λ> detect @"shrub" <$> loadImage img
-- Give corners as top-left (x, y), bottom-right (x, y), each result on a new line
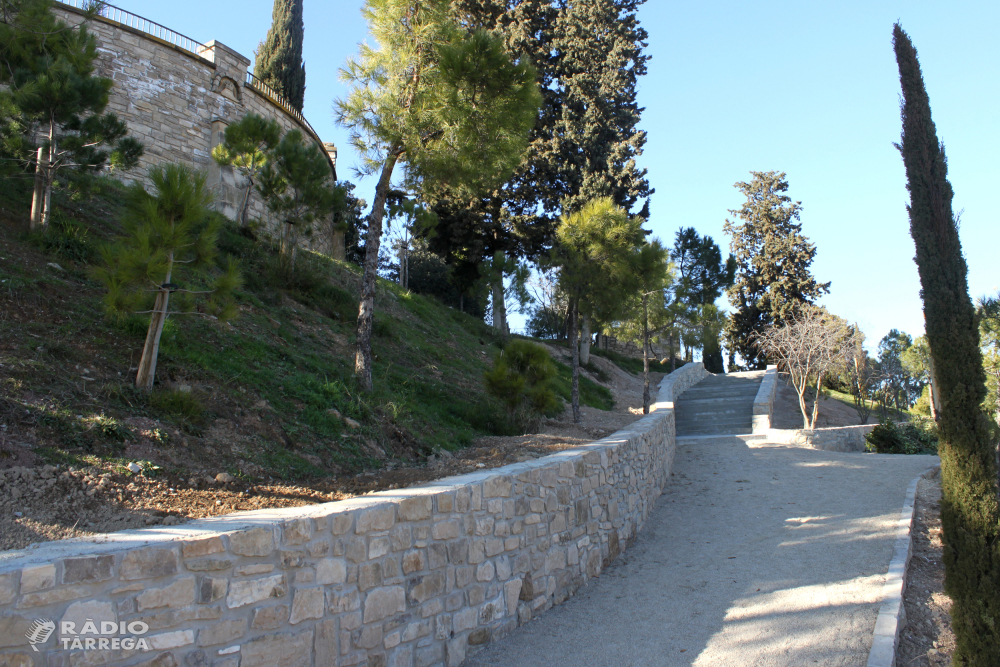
top-left (483, 341), bottom-right (560, 431)
top-left (865, 419), bottom-right (938, 455)
top-left (148, 389), bottom-right (205, 423)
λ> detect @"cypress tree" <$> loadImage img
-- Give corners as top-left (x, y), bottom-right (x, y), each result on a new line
top-left (255, 0), bottom-right (306, 111)
top-left (893, 24), bottom-right (999, 664)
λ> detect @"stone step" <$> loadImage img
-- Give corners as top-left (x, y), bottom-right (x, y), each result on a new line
top-left (674, 372), bottom-right (764, 437)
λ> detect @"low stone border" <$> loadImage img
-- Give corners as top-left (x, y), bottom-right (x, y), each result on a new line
top-left (0, 365), bottom-right (707, 667)
top-left (767, 424), bottom-right (878, 451)
top-left (751, 365), bottom-right (778, 433)
top-left (866, 467), bottom-right (939, 667)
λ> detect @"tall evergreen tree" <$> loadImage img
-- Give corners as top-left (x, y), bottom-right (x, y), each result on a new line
top-left (255, 0), bottom-right (306, 111)
top-left (671, 227), bottom-right (735, 372)
top-left (426, 0), bottom-right (651, 334)
top-left (723, 171), bottom-right (829, 370)
top-left (893, 24), bottom-right (999, 664)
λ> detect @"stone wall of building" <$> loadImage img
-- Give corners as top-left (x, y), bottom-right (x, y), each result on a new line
top-left (0, 364), bottom-right (708, 667)
top-left (50, 3), bottom-right (343, 258)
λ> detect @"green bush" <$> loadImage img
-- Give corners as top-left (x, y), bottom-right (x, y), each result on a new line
top-left (484, 341), bottom-right (560, 431)
top-left (865, 419), bottom-right (938, 455)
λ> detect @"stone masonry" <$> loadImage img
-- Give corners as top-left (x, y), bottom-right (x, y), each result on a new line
top-left (50, 3), bottom-right (345, 259)
top-left (0, 364), bottom-right (708, 667)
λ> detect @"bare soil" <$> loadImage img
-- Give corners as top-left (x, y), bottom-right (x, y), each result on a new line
top-left (770, 375), bottom-right (875, 429)
top-left (896, 473), bottom-right (956, 666)
top-left (0, 347), bottom-right (656, 552)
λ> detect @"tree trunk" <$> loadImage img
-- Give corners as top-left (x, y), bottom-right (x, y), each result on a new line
top-left (239, 179), bottom-right (254, 228)
top-left (491, 265), bottom-right (507, 340)
top-left (355, 150), bottom-right (400, 393)
top-left (669, 333), bottom-right (676, 372)
top-left (40, 120), bottom-right (56, 227)
top-left (136, 250), bottom-right (174, 392)
top-left (580, 313), bottom-right (591, 366)
top-left (29, 146), bottom-right (45, 231)
top-left (810, 375), bottom-right (824, 429)
top-left (569, 298), bottom-right (580, 424)
top-left (642, 296), bottom-right (651, 414)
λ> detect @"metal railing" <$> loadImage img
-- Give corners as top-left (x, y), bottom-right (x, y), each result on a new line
top-left (244, 72), bottom-right (322, 143)
top-left (57, 0), bottom-right (208, 57)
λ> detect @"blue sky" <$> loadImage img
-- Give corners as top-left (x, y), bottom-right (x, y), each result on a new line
top-left (124, 0), bottom-right (998, 348)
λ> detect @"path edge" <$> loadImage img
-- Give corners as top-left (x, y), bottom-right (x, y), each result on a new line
top-left (866, 465), bottom-right (939, 667)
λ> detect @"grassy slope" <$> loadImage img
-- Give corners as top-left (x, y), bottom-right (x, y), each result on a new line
top-left (0, 177), bottom-right (615, 482)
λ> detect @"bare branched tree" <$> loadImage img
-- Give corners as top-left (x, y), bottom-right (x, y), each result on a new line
top-left (842, 327), bottom-right (881, 425)
top-left (755, 307), bottom-right (856, 429)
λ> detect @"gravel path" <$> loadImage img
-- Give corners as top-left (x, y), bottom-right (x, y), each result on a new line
top-left (465, 436), bottom-right (937, 667)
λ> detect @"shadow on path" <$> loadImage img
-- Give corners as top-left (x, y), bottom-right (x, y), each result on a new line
top-left (465, 437), bottom-right (936, 667)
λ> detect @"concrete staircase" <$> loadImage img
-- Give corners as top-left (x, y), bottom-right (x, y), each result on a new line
top-left (674, 371), bottom-right (765, 437)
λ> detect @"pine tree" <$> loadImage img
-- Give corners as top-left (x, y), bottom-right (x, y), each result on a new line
top-left (723, 171), bottom-right (829, 370)
top-left (336, 0), bottom-right (540, 393)
top-left (893, 24), bottom-right (999, 664)
top-left (255, 0), bottom-right (306, 111)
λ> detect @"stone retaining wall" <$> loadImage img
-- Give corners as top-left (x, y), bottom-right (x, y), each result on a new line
top-left (767, 424), bottom-right (878, 452)
top-left (50, 3), bottom-right (343, 258)
top-left (0, 364), bottom-right (707, 667)
top-left (751, 365), bottom-right (778, 434)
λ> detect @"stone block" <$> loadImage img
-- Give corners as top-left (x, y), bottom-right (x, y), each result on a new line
top-left (415, 643), bottom-right (444, 667)
top-left (468, 627), bottom-right (490, 645)
top-left (121, 547), bottom-right (179, 580)
top-left (431, 520), bottom-right (459, 541)
top-left (184, 558), bottom-right (233, 572)
top-left (314, 618), bottom-right (338, 664)
top-left (330, 587), bottom-right (360, 613)
top-left (398, 496), bottom-right (432, 521)
top-left (196, 618), bottom-right (245, 646)
top-left (181, 537), bottom-right (224, 558)
top-left (59, 600), bottom-right (116, 640)
top-left (289, 587), bottom-right (324, 624)
top-left (134, 605), bottom-right (221, 632)
top-left (363, 586), bottom-right (406, 623)
top-left (360, 562), bottom-right (383, 591)
top-left (16, 585), bottom-right (89, 608)
top-left (62, 555), bottom-right (114, 584)
top-left (407, 571), bottom-right (445, 605)
top-left (352, 624), bottom-right (383, 650)
top-left (251, 604), bottom-right (289, 630)
top-left (198, 576), bottom-right (227, 604)
top-left (388, 644), bottom-right (414, 667)
top-left (226, 574), bottom-right (286, 609)
top-left (504, 578), bottom-right (523, 616)
top-left (370, 537), bottom-right (391, 559)
top-left (332, 513), bottom-right (353, 535)
top-left (316, 558), bottom-right (347, 585)
top-left (428, 543), bottom-right (448, 569)
top-left (234, 563), bottom-right (274, 577)
top-left (390, 525), bottom-right (413, 552)
top-left (357, 505), bottom-right (395, 533)
top-left (453, 607), bottom-right (477, 633)
top-left (0, 573), bottom-right (16, 604)
top-left (241, 630), bottom-right (313, 667)
top-left (402, 550), bottom-right (427, 574)
top-left (283, 519), bottom-right (314, 546)
top-left (476, 561), bottom-right (495, 582)
top-left (137, 577), bottom-right (196, 611)
top-left (346, 538), bottom-right (367, 563)
top-left (147, 629), bottom-right (195, 650)
top-left (436, 493), bottom-right (454, 513)
top-left (19, 564), bottom-right (55, 592)
top-left (0, 652), bottom-right (33, 667)
top-left (228, 527), bottom-right (274, 557)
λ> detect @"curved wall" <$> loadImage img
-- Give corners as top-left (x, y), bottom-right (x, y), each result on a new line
top-left (0, 365), bottom-right (708, 667)
top-left (50, 3), bottom-right (343, 258)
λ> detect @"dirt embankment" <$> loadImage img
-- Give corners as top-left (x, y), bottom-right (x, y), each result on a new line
top-left (1, 348), bottom-right (657, 552)
top-left (770, 375), bottom-right (872, 429)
